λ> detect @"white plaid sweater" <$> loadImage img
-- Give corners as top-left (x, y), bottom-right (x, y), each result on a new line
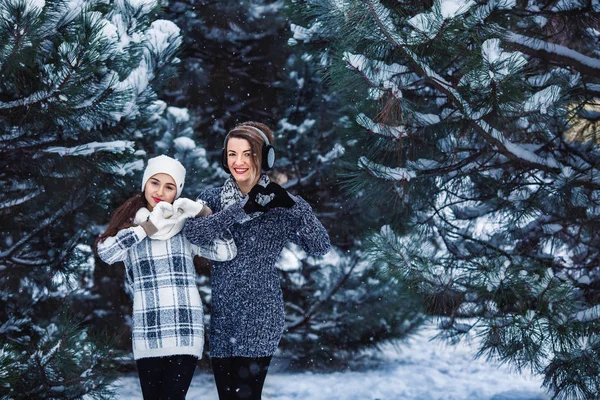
top-left (97, 225), bottom-right (236, 360)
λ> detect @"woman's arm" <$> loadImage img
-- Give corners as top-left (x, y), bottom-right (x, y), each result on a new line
top-left (96, 222), bottom-right (156, 264)
top-left (288, 196), bottom-right (331, 256)
top-left (184, 188), bottom-right (247, 247)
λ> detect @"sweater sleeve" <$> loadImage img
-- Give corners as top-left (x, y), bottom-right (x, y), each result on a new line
top-left (190, 229), bottom-right (237, 261)
top-left (288, 196), bottom-right (331, 256)
top-left (184, 188), bottom-right (248, 247)
top-left (96, 225), bottom-right (147, 265)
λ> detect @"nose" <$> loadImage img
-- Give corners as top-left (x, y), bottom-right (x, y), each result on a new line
top-left (233, 154), bottom-right (244, 166)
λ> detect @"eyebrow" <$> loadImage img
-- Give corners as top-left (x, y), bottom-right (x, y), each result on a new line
top-left (150, 178), bottom-right (176, 187)
top-left (228, 149), bottom-right (252, 153)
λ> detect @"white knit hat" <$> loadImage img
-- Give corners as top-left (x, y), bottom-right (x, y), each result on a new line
top-left (141, 155), bottom-right (186, 199)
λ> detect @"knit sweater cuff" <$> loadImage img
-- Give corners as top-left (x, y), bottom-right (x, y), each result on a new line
top-left (138, 221), bottom-right (157, 237)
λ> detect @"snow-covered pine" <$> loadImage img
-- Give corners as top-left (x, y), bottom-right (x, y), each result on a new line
top-left (158, 0), bottom-right (289, 144)
top-left (270, 48), bottom-right (425, 366)
top-left (0, 0), bottom-right (182, 397)
top-left (290, 0), bottom-right (600, 397)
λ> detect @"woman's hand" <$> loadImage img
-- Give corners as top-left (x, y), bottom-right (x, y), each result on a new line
top-left (173, 198), bottom-right (206, 218)
top-left (264, 182), bottom-right (295, 209)
top-left (242, 185), bottom-right (270, 214)
top-left (148, 202), bottom-right (179, 230)
top-left (242, 182), bottom-right (296, 214)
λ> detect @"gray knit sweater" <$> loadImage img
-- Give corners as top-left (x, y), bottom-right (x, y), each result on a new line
top-left (183, 187), bottom-right (331, 358)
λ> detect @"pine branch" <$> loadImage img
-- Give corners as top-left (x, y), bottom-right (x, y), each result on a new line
top-left (503, 31), bottom-right (600, 77)
top-left (0, 193), bottom-right (85, 261)
top-left (287, 257), bottom-right (359, 331)
top-left (362, 1), bottom-right (600, 192)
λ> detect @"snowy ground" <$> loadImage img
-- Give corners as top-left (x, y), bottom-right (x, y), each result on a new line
top-left (112, 322), bottom-right (549, 399)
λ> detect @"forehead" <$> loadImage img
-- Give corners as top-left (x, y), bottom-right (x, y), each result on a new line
top-left (227, 137), bottom-right (251, 151)
top-left (149, 173), bottom-right (176, 185)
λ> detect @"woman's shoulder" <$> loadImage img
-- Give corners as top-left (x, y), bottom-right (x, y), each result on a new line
top-left (195, 186), bottom-right (223, 211)
top-left (196, 186), bottom-right (222, 200)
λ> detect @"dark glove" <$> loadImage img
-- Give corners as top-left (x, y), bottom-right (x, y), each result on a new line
top-left (264, 182), bottom-right (295, 209)
top-left (242, 184), bottom-right (270, 214)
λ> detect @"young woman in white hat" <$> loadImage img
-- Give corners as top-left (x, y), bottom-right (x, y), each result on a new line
top-left (96, 155), bottom-right (237, 400)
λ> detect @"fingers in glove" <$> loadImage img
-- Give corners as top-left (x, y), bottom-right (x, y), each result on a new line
top-left (265, 182), bottom-right (295, 209)
top-left (152, 201), bottom-right (175, 218)
top-left (173, 198), bottom-right (204, 218)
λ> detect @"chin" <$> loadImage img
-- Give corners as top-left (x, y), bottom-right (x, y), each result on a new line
top-left (234, 174), bottom-right (252, 184)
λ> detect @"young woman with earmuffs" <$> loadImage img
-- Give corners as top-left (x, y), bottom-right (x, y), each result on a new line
top-left (183, 122), bottom-right (331, 400)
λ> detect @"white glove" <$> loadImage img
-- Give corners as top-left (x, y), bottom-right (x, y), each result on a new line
top-left (173, 198), bottom-right (205, 219)
top-left (148, 202), bottom-right (178, 231)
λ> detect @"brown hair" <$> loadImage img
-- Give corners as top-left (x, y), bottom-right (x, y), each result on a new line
top-left (224, 121), bottom-right (274, 174)
top-left (94, 193), bottom-right (147, 255)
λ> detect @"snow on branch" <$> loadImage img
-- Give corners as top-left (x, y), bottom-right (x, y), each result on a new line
top-left (504, 32), bottom-right (600, 76)
top-left (0, 194), bottom-right (85, 261)
top-left (317, 143), bottom-right (345, 164)
top-left (146, 20), bottom-right (181, 56)
top-left (401, 46), bottom-right (563, 172)
top-left (0, 90), bottom-right (51, 109)
top-left (358, 156), bottom-right (416, 181)
top-left (282, 170), bottom-right (318, 189)
top-left (108, 159), bottom-right (144, 176)
top-left (475, 120), bottom-right (560, 169)
top-left (128, 0), bottom-right (158, 14)
top-left (573, 304), bottom-right (600, 322)
top-left (363, 0), bottom-right (406, 43)
top-left (407, 0), bottom-right (476, 41)
top-left (356, 113), bottom-right (407, 138)
top-left (343, 52), bottom-right (405, 99)
top-left (289, 22), bottom-right (323, 44)
top-left (363, 0), bottom-right (406, 46)
top-left (523, 85), bottom-right (562, 114)
top-left (587, 83), bottom-right (600, 95)
top-left (42, 140), bottom-right (135, 156)
top-left (0, 190), bottom-right (42, 210)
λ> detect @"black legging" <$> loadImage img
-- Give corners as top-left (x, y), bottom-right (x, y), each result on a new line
top-left (212, 356), bottom-right (272, 400)
top-left (136, 355), bottom-right (198, 400)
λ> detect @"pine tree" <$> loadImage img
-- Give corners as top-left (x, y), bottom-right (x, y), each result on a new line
top-left (160, 0), bottom-right (290, 137)
top-left (0, 0), bottom-right (182, 396)
top-left (278, 244), bottom-right (425, 367)
top-left (274, 48), bottom-right (425, 366)
top-left (290, 0), bottom-right (600, 397)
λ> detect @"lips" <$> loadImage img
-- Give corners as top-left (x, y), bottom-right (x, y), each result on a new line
top-left (233, 168), bottom-right (248, 175)
top-left (152, 197), bottom-right (162, 203)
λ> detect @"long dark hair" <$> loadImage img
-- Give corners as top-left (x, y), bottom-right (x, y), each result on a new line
top-left (94, 192), bottom-right (147, 254)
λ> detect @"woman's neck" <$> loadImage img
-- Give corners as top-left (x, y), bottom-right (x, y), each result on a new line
top-left (237, 176), bottom-right (260, 195)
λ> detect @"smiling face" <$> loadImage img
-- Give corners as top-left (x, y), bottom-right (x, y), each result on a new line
top-left (143, 173), bottom-right (177, 211)
top-left (226, 137), bottom-right (260, 190)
